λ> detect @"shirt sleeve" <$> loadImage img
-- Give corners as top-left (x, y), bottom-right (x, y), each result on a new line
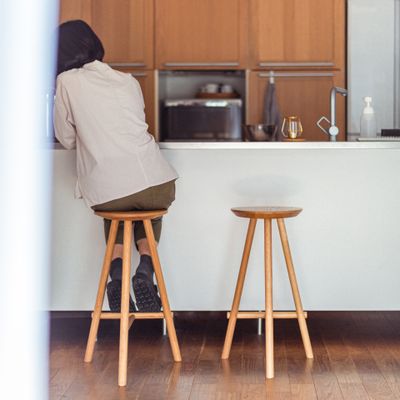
top-left (54, 78), bottom-right (77, 149)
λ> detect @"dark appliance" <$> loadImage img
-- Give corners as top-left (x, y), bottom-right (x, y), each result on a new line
top-left (162, 98), bottom-right (242, 141)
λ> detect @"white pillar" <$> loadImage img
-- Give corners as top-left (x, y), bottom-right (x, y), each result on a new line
top-left (0, 1), bottom-right (58, 399)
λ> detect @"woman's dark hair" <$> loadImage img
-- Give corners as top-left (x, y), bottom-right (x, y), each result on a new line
top-left (57, 20), bottom-right (104, 75)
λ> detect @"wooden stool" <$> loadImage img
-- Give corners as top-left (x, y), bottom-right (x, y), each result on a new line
top-left (84, 210), bottom-right (181, 387)
top-left (221, 207), bottom-right (313, 379)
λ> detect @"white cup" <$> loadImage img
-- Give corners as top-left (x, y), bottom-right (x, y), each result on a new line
top-left (220, 84), bottom-right (233, 93)
top-left (203, 83), bottom-right (219, 93)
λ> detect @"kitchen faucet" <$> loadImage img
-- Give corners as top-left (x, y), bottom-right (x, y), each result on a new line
top-left (317, 87), bottom-right (348, 141)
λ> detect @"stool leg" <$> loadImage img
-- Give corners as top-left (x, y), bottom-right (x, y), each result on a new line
top-left (222, 218), bottom-right (257, 359)
top-left (84, 219), bottom-right (118, 363)
top-left (118, 220), bottom-right (132, 387)
top-left (264, 219), bottom-right (274, 379)
top-left (277, 219), bottom-right (313, 359)
top-left (143, 219), bottom-right (182, 362)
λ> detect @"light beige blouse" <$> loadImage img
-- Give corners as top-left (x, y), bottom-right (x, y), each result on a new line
top-left (54, 60), bottom-right (177, 207)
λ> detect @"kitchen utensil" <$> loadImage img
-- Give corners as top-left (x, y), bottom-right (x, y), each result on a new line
top-left (202, 83), bottom-right (219, 93)
top-left (243, 124), bottom-right (277, 141)
top-left (281, 116), bottom-right (303, 139)
top-left (220, 84), bottom-right (233, 93)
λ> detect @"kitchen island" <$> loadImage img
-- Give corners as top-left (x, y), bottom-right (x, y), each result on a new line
top-left (50, 141), bottom-right (400, 311)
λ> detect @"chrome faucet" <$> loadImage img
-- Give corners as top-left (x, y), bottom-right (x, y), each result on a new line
top-left (317, 87), bottom-right (348, 141)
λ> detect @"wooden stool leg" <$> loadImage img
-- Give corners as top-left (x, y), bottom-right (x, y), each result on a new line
top-left (277, 219), bottom-right (313, 359)
top-left (222, 218), bottom-right (257, 359)
top-left (143, 219), bottom-right (182, 362)
top-left (118, 220), bottom-right (132, 387)
top-left (84, 219), bottom-right (118, 363)
top-left (264, 218), bottom-right (274, 379)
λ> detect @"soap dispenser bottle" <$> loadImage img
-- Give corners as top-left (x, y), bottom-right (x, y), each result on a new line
top-left (360, 97), bottom-right (377, 138)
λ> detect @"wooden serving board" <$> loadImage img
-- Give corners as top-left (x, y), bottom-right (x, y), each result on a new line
top-left (196, 92), bottom-right (240, 99)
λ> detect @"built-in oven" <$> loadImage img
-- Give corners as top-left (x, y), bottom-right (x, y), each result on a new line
top-left (161, 98), bottom-right (242, 141)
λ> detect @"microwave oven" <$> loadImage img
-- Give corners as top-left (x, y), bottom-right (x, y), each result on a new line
top-left (161, 98), bottom-right (242, 141)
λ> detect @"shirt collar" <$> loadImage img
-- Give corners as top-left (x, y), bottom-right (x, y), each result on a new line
top-left (83, 60), bottom-right (111, 71)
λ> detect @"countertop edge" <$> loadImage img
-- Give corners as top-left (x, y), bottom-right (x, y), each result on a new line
top-left (45, 141), bottom-right (400, 150)
top-left (158, 141), bottom-right (400, 150)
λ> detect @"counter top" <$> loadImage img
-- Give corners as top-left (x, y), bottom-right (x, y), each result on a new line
top-left (50, 140), bottom-right (400, 151)
top-left (158, 141), bottom-right (400, 150)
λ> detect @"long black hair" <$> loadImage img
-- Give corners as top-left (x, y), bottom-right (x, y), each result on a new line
top-left (57, 20), bottom-right (104, 75)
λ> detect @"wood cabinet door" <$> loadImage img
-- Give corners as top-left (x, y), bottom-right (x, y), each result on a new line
top-left (59, 0), bottom-right (92, 24)
top-left (248, 70), bottom-right (346, 141)
top-left (92, 0), bottom-right (154, 68)
top-left (113, 69), bottom-right (156, 138)
top-left (249, 0), bottom-right (345, 70)
top-left (155, 0), bottom-right (248, 69)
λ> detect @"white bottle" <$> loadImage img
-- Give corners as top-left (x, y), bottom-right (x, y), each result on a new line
top-left (360, 97), bottom-right (377, 138)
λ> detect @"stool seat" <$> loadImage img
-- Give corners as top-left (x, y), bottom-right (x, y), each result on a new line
top-left (232, 207), bottom-right (302, 219)
top-left (94, 209), bottom-right (167, 221)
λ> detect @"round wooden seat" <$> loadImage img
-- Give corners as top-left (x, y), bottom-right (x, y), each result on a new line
top-left (232, 207), bottom-right (302, 220)
top-left (94, 209), bottom-right (167, 221)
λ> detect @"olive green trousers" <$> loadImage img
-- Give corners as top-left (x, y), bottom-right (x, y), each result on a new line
top-left (92, 180), bottom-right (176, 245)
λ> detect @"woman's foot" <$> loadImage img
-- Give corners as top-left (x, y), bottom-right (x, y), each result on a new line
top-left (106, 279), bottom-right (136, 312)
top-left (132, 255), bottom-right (161, 312)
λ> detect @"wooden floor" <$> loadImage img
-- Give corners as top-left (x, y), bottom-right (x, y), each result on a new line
top-left (50, 312), bottom-right (400, 400)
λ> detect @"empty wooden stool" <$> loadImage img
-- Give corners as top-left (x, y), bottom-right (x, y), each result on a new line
top-left (84, 210), bottom-right (181, 387)
top-left (222, 207), bottom-right (313, 379)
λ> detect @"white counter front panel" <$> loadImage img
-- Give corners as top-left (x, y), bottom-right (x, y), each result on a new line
top-left (50, 147), bottom-right (400, 310)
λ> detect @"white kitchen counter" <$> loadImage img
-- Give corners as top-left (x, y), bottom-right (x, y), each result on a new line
top-left (50, 144), bottom-right (400, 311)
top-left (159, 140), bottom-right (400, 150)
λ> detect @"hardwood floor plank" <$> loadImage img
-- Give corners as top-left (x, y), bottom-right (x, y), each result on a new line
top-left (344, 314), bottom-right (398, 400)
top-left (339, 383), bottom-right (372, 400)
top-left (290, 383), bottom-right (318, 399)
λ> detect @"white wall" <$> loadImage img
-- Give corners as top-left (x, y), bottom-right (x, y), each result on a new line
top-left (348, 0), bottom-right (398, 133)
top-left (50, 147), bottom-right (400, 311)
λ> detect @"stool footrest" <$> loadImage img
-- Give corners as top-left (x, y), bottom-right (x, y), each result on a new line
top-left (227, 311), bottom-right (308, 320)
top-left (94, 311), bottom-right (171, 320)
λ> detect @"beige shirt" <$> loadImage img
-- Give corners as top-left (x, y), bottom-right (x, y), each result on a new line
top-left (54, 60), bottom-right (178, 207)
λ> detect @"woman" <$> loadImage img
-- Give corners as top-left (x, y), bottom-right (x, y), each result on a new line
top-left (54, 20), bottom-right (177, 312)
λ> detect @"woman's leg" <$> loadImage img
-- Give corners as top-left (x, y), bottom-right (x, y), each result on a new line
top-left (132, 182), bottom-right (175, 311)
top-left (93, 180), bottom-right (176, 311)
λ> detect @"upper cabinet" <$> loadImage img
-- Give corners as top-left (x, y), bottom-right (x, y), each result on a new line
top-left (59, 0), bottom-right (92, 24)
top-left (59, 0), bottom-right (154, 69)
top-left (155, 0), bottom-right (248, 69)
top-left (249, 0), bottom-right (345, 69)
top-left (92, 0), bottom-right (154, 68)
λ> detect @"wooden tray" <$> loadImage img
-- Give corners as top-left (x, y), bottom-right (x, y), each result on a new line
top-left (196, 92), bottom-right (240, 99)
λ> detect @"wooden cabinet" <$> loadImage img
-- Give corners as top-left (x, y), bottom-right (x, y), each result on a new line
top-left (59, 0), bottom-right (154, 69)
top-left (113, 69), bottom-right (156, 138)
top-left (249, 0), bottom-right (345, 70)
top-left (155, 0), bottom-right (248, 69)
top-left (59, 0), bottom-right (92, 24)
top-left (248, 70), bottom-right (346, 141)
top-left (92, 0), bottom-right (154, 68)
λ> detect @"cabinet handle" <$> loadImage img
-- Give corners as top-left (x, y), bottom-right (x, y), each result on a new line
top-left (259, 62), bottom-right (335, 68)
top-left (130, 72), bottom-right (148, 77)
top-left (258, 72), bottom-right (335, 78)
top-left (108, 63), bottom-right (146, 68)
top-left (163, 62), bottom-right (240, 67)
